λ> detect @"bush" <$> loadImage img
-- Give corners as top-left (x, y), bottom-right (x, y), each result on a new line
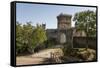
top-left (76, 48), bottom-right (96, 61)
top-left (62, 43), bottom-right (73, 56)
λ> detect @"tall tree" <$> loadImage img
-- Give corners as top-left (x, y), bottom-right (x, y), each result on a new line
top-left (73, 10), bottom-right (96, 37)
top-left (73, 10), bottom-right (96, 49)
top-left (22, 22), bottom-right (34, 53)
top-left (32, 24), bottom-right (47, 47)
top-left (16, 22), bottom-right (34, 54)
top-left (16, 22), bottom-right (47, 54)
top-left (16, 22), bottom-right (24, 54)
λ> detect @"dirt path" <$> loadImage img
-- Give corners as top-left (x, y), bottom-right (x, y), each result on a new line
top-left (16, 57), bottom-right (45, 65)
top-left (16, 48), bottom-right (63, 65)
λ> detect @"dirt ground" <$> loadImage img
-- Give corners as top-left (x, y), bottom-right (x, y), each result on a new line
top-left (16, 48), bottom-right (63, 65)
top-left (16, 56), bottom-right (46, 65)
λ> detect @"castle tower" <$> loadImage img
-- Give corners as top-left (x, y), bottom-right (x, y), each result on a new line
top-left (57, 13), bottom-right (72, 30)
top-left (57, 13), bottom-right (72, 44)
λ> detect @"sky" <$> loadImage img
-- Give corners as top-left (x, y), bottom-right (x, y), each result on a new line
top-left (16, 3), bottom-right (96, 29)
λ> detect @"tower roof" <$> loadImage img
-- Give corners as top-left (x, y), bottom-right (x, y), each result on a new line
top-left (57, 13), bottom-right (72, 18)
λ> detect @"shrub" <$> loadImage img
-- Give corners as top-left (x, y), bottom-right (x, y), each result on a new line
top-left (76, 48), bottom-right (96, 61)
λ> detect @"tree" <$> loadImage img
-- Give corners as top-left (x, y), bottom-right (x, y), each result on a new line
top-left (73, 10), bottom-right (96, 49)
top-left (16, 22), bottom-right (34, 54)
top-left (16, 22), bottom-right (23, 54)
top-left (32, 24), bottom-right (47, 47)
top-left (22, 22), bottom-right (34, 53)
top-left (16, 22), bottom-right (47, 54)
top-left (73, 10), bottom-right (96, 37)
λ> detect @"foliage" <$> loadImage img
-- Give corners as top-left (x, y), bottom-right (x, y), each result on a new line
top-left (16, 22), bottom-right (47, 55)
top-left (32, 24), bottom-right (47, 46)
top-left (62, 44), bottom-right (72, 56)
top-left (16, 22), bottom-right (24, 54)
top-left (73, 10), bottom-right (96, 37)
top-left (76, 48), bottom-right (96, 61)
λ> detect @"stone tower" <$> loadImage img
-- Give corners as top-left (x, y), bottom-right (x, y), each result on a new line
top-left (57, 13), bottom-right (72, 30)
top-left (57, 13), bottom-right (72, 44)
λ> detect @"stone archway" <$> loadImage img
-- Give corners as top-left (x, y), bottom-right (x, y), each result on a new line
top-left (60, 33), bottom-right (66, 44)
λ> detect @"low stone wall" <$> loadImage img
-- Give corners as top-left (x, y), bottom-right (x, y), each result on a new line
top-left (73, 37), bottom-right (97, 50)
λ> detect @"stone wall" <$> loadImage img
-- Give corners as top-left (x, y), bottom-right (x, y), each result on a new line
top-left (73, 37), bottom-right (97, 50)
